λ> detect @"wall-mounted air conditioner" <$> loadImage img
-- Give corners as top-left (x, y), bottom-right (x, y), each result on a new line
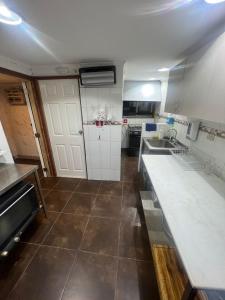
top-left (79, 65), bottom-right (116, 87)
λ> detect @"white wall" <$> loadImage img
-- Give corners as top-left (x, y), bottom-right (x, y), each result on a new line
top-left (80, 62), bottom-right (124, 123)
top-left (160, 112), bottom-right (225, 181)
top-left (31, 64), bottom-right (79, 76)
top-left (165, 30), bottom-right (225, 124)
top-left (0, 54), bottom-right (32, 75)
top-left (123, 80), bottom-right (162, 102)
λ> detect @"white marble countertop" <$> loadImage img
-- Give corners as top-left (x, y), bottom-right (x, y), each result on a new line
top-left (0, 163), bottom-right (38, 196)
top-left (142, 154), bottom-right (225, 290)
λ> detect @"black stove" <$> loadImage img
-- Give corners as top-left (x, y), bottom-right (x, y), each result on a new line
top-left (127, 125), bottom-right (142, 156)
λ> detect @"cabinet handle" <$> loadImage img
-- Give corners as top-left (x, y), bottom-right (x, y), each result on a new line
top-left (99, 135), bottom-right (101, 140)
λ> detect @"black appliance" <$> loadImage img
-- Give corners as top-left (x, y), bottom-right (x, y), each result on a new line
top-left (127, 125), bottom-right (142, 156)
top-left (0, 182), bottom-right (39, 257)
top-left (123, 101), bottom-right (156, 117)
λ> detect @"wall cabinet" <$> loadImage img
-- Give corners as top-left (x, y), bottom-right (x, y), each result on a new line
top-left (83, 125), bottom-right (121, 181)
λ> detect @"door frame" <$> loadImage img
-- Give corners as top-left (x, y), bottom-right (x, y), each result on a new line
top-left (0, 66), bottom-right (80, 176)
top-left (22, 82), bottom-right (47, 177)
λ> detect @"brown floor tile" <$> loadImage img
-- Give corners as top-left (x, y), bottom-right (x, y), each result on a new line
top-left (99, 181), bottom-right (122, 196)
top-left (40, 177), bottom-right (59, 189)
top-left (91, 195), bottom-right (122, 219)
top-left (125, 156), bottom-right (139, 163)
top-left (75, 180), bottom-right (101, 194)
top-left (122, 169), bottom-right (139, 183)
top-left (8, 246), bottom-right (75, 300)
top-left (43, 214), bottom-right (88, 249)
top-left (119, 221), bottom-right (152, 261)
top-left (21, 212), bottom-right (58, 244)
top-left (0, 243), bottom-right (38, 300)
top-left (123, 181), bottom-right (139, 195)
top-left (62, 252), bottom-right (117, 300)
top-left (63, 193), bottom-right (95, 215)
top-left (116, 258), bottom-right (159, 300)
top-left (122, 160), bottom-right (139, 183)
top-left (45, 190), bottom-right (72, 212)
top-left (120, 207), bottom-right (138, 223)
top-left (53, 177), bottom-right (80, 191)
top-left (41, 188), bottom-right (51, 196)
top-left (81, 217), bottom-right (120, 256)
top-left (123, 182), bottom-right (140, 208)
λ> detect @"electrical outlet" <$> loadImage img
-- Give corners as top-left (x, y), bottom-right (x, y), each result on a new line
top-left (207, 132), bottom-right (215, 141)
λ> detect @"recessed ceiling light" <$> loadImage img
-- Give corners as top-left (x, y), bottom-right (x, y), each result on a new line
top-left (158, 67), bottom-right (170, 72)
top-left (204, 0), bottom-right (225, 3)
top-left (0, 3), bottom-right (22, 25)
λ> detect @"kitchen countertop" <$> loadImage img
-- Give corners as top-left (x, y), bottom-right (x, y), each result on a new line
top-left (142, 154), bottom-right (225, 291)
top-left (0, 163), bottom-right (38, 196)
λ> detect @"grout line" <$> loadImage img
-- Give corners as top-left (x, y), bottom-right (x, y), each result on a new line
top-left (20, 241), bottom-right (153, 263)
top-left (77, 183), bottom-right (101, 251)
top-left (114, 259), bottom-right (120, 300)
top-left (114, 181), bottom-right (123, 300)
top-left (40, 191), bottom-right (74, 245)
top-left (78, 215), bottom-right (90, 251)
top-left (73, 178), bottom-right (82, 192)
top-left (59, 252), bottom-right (79, 300)
top-left (78, 249), bottom-right (152, 263)
top-left (7, 243), bottom-right (41, 299)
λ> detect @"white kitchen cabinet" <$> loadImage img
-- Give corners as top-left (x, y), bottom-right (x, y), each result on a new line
top-left (83, 125), bottom-right (121, 181)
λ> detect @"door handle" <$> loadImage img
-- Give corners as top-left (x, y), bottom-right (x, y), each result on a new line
top-left (78, 130), bottom-right (83, 135)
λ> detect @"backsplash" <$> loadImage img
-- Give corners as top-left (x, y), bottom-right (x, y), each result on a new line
top-left (161, 113), bottom-right (225, 181)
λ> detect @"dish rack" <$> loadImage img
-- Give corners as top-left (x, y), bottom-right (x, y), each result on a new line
top-left (170, 148), bottom-right (204, 171)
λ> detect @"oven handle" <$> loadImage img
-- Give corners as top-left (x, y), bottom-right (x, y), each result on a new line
top-left (0, 185), bottom-right (35, 217)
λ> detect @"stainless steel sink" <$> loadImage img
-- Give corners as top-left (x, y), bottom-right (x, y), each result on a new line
top-left (145, 138), bottom-right (175, 150)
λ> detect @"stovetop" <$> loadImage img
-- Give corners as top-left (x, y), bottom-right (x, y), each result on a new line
top-left (128, 124), bottom-right (142, 132)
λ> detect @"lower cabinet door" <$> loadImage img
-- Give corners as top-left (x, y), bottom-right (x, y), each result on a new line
top-left (100, 141), bottom-right (110, 169)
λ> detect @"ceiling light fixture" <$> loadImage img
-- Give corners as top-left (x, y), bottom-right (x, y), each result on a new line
top-left (204, 0), bottom-right (225, 3)
top-left (0, 3), bottom-right (22, 25)
top-left (158, 67), bottom-right (170, 72)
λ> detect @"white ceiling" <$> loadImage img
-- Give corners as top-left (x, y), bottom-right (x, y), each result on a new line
top-left (1, 0), bottom-right (225, 80)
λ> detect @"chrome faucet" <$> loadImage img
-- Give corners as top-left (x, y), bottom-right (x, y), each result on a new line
top-left (167, 128), bottom-right (177, 142)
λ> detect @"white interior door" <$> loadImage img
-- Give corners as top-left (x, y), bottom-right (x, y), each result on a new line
top-left (39, 79), bottom-right (86, 178)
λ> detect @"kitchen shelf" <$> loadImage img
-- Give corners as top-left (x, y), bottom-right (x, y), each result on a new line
top-left (152, 245), bottom-right (207, 300)
top-left (140, 191), bottom-right (174, 247)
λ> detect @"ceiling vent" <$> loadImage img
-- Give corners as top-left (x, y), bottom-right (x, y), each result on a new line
top-left (79, 65), bottom-right (116, 87)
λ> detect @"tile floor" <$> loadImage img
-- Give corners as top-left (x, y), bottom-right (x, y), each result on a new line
top-left (0, 153), bottom-right (160, 300)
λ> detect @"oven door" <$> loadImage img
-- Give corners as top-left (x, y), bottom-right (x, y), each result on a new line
top-left (0, 182), bottom-right (39, 256)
